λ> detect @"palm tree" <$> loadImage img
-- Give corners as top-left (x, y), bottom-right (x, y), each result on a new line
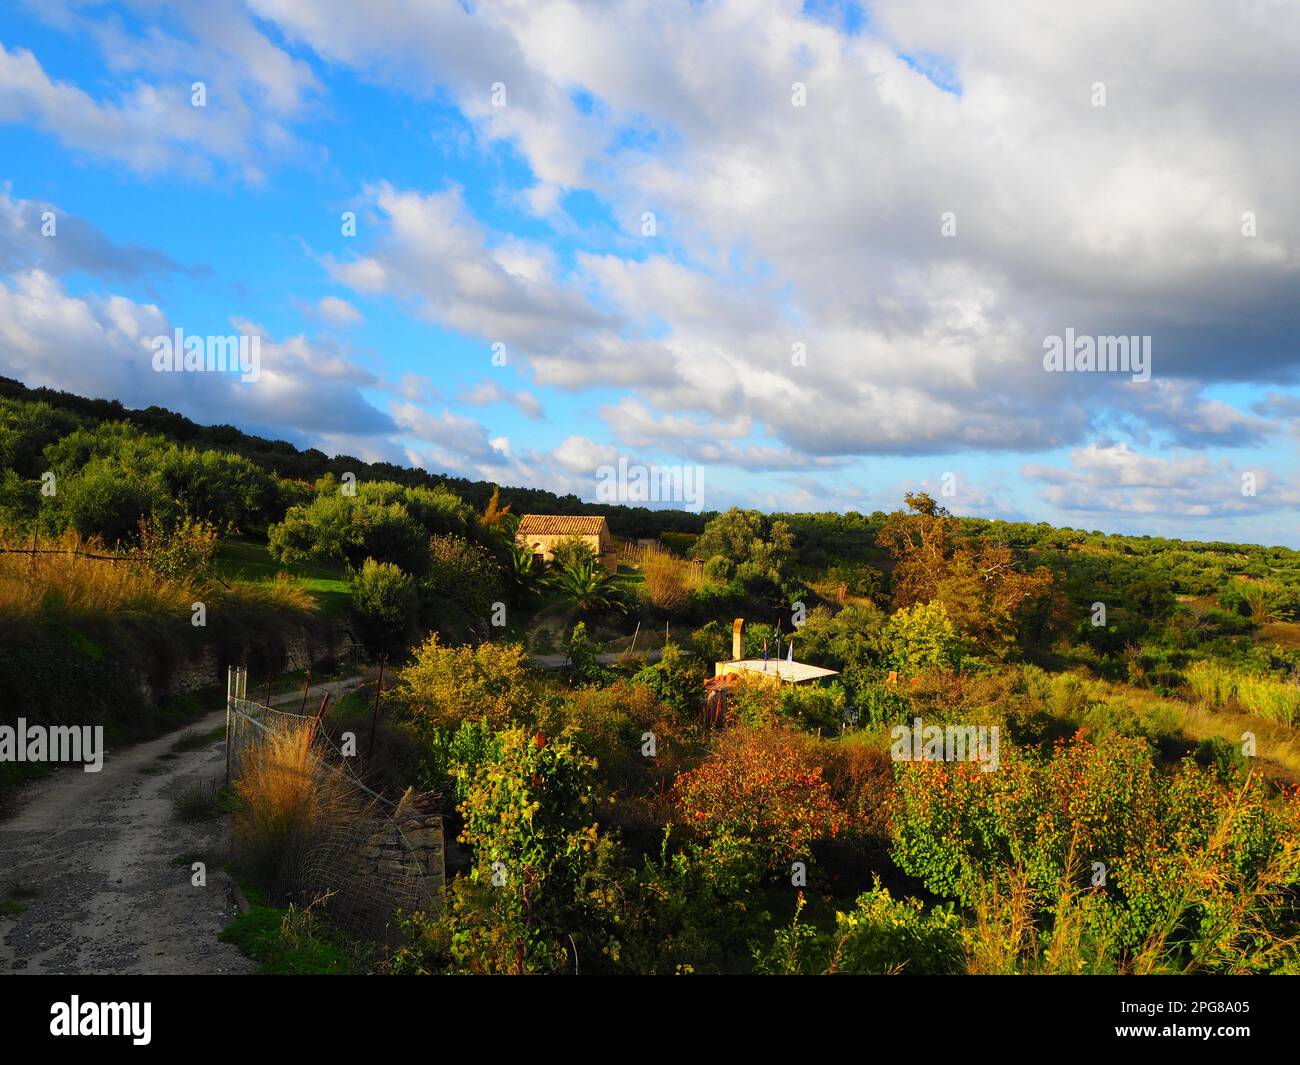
top-left (507, 540), bottom-right (539, 600)
top-left (546, 556), bottom-right (624, 615)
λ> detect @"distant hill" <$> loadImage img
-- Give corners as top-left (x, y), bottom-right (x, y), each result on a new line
top-left (0, 376), bottom-right (709, 540)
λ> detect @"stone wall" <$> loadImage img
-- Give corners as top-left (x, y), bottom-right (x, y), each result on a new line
top-left (149, 625), bottom-right (356, 703)
top-left (358, 814), bottom-right (446, 916)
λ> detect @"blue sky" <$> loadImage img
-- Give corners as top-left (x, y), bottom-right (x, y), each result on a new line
top-left (0, 0), bottom-right (1296, 544)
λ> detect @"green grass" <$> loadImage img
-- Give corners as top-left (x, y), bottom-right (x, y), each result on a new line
top-left (0, 881), bottom-right (39, 916)
top-left (215, 538), bottom-right (351, 614)
top-left (219, 881), bottom-right (353, 974)
top-left (172, 779), bottom-right (221, 821)
top-left (0, 761), bottom-right (51, 800)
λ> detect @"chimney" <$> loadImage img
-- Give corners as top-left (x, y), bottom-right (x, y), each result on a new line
top-left (732, 617), bottom-right (744, 662)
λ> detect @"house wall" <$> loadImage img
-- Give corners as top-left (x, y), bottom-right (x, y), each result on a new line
top-left (520, 532), bottom-right (618, 572)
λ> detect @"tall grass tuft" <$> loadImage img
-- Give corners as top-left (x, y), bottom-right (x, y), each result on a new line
top-left (1186, 660), bottom-right (1299, 725)
top-left (214, 572), bottom-right (318, 615)
top-left (639, 549), bottom-right (692, 611)
top-left (231, 722), bottom-right (358, 904)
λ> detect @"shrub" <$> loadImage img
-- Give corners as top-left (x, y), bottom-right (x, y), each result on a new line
top-left (350, 558), bottom-right (418, 656)
top-left (416, 718), bottom-right (502, 803)
top-left (671, 727), bottom-right (843, 876)
top-left (890, 730), bottom-right (1300, 964)
top-left (549, 536), bottom-right (597, 571)
top-left (1194, 736), bottom-right (1249, 784)
top-left (539, 679), bottom-right (694, 799)
top-left (754, 882), bottom-right (963, 975)
top-left (630, 642), bottom-right (706, 718)
top-left (394, 634), bottom-right (535, 732)
top-left (393, 727), bottom-right (610, 974)
top-left (563, 620), bottom-right (608, 686)
top-left (778, 682), bottom-right (845, 731)
top-left (688, 620), bottom-right (730, 663)
top-left (881, 599), bottom-right (963, 674)
top-left (702, 554), bottom-right (734, 583)
top-left (138, 512), bottom-right (218, 583)
top-left (421, 533), bottom-right (501, 622)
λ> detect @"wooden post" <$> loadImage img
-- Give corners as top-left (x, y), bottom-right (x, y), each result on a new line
top-left (307, 692), bottom-right (331, 747)
top-left (627, 621), bottom-right (640, 659)
top-left (298, 669), bottom-right (312, 716)
top-left (264, 673), bottom-right (273, 708)
top-left (367, 655), bottom-right (387, 763)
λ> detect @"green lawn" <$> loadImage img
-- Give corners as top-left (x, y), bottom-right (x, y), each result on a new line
top-left (215, 538), bottom-right (351, 614)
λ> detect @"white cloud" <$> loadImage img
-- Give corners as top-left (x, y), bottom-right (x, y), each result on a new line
top-left (0, 269), bottom-right (395, 443)
top-left (1023, 442), bottom-right (1299, 517)
top-left (315, 296), bottom-right (362, 326)
top-left (458, 379), bottom-right (544, 420)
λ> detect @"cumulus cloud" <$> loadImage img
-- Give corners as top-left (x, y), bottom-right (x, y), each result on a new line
top-left (0, 269), bottom-right (396, 445)
top-left (1, 0), bottom-right (320, 181)
top-left (458, 379), bottom-right (544, 420)
top-left (279, 0), bottom-right (1300, 470)
top-left (316, 296), bottom-right (362, 326)
top-left (326, 183), bottom-right (613, 349)
top-left (1023, 442), bottom-right (1299, 518)
top-left (0, 189), bottom-right (199, 280)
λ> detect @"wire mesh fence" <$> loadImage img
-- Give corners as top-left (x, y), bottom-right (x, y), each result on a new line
top-left (224, 666), bottom-right (444, 942)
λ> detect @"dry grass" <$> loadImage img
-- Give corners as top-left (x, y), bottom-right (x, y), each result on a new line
top-left (640, 550), bottom-right (691, 611)
top-left (1063, 672), bottom-right (1300, 784)
top-left (232, 722), bottom-right (358, 903)
top-left (1259, 620), bottom-right (1300, 650)
top-left (0, 532), bottom-right (318, 629)
top-left (215, 572), bottom-right (318, 614)
top-left (0, 530), bottom-right (191, 623)
top-left (1186, 660), bottom-right (1299, 726)
top-left (964, 845), bottom-right (1120, 975)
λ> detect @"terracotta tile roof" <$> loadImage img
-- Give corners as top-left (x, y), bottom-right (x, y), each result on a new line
top-left (517, 514), bottom-right (610, 537)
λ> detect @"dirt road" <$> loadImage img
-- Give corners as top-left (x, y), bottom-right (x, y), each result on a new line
top-left (530, 648), bottom-right (664, 669)
top-left (0, 677), bottom-right (363, 975)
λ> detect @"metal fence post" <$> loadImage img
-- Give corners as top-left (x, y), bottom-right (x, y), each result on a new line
top-left (225, 665), bottom-right (233, 786)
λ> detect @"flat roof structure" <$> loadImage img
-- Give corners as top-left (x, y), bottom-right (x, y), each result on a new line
top-left (714, 659), bottom-right (839, 684)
